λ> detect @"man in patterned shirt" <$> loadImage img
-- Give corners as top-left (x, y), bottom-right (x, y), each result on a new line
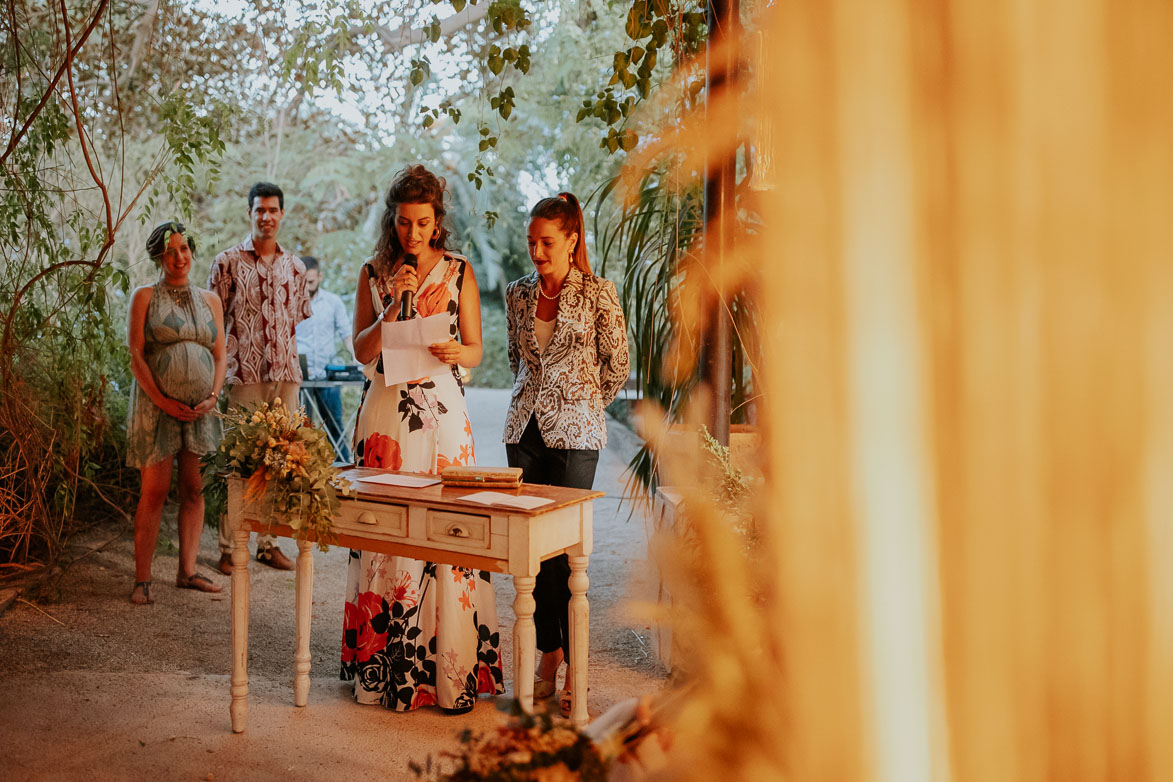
top-left (208, 182), bottom-right (312, 574)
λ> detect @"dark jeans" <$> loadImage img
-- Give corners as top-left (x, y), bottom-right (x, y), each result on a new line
top-left (505, 415), bottom-right (599, 658)
top-left (303, 386), bottom-right (352, 463)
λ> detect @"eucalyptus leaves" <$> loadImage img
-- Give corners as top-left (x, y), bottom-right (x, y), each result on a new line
top-left (202, 399), bottom-right (351, 550)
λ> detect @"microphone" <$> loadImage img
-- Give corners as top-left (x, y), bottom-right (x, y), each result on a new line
top-left (399, 253), bottom-right (418, 321)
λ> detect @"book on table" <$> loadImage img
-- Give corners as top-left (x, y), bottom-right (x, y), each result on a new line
top-left (440, 466), bottom-right (524, 490)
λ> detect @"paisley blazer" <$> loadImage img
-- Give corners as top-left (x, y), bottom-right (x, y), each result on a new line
top-left (503, 268), bottom-right (630, 450)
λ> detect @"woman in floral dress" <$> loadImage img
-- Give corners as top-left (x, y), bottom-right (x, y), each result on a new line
top-left (340, 165), bottom-right (504, 713)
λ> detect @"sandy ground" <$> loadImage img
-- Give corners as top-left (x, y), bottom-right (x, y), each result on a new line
top-left (0, 388), bottom-right (667, 781)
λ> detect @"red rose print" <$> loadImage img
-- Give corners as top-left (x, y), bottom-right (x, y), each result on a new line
top-left (364, 432), bottom-right (402, 470)
top-left (355, 623), bottom-right (387, 664)
top-left (476, 663), bottom-right (496, 694)
top-left (357, 591), bottom-right (384, 622)
top-left (352, 591), bottom-right (389, 663)
top-left (410, 689), bottom-right (437, 709)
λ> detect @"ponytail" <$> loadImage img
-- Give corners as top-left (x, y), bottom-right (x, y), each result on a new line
top-left (529, 192), bottom-right (591, 275)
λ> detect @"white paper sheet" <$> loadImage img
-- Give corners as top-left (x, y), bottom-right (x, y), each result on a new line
top-left (458, 491), bottom-right (554, 510)
top-left (380, 313), bottom-right (452, 386)
top-left (357, 473), bottom-right (441, 488)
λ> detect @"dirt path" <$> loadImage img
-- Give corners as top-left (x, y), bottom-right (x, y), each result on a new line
top-left (0, 388), bottom-right (666, 781)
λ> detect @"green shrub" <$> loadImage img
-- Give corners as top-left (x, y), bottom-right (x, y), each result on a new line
top-left (467, 301), bottom-right (513, 389)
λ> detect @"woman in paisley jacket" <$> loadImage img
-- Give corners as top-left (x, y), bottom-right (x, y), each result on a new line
top-left (503, 191), bottom-right (630, 715)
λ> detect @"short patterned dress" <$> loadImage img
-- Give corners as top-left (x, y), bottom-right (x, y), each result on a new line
top-left (340, 254), bottom-right (505, 711)
top-left (126, 282), bottom-right (221, 468)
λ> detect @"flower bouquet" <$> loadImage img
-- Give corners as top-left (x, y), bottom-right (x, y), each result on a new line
top-left (201, 398), bottom-right (350, 549)
top-left (411, 705), bottom-right (608, 782)
top-left (410, 694), bottom-right (677, 782)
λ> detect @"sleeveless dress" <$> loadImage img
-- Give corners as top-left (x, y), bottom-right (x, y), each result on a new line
top-left (339, 254), bottom-right (505, 711)
top-left (125, 282), bottom-right (221, 468)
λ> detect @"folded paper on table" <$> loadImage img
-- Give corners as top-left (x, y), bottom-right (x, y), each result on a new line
top-left (458, 492), bottom-right (554, 510)
top-left (380, 313), bottom-right (451, 386)
top-left (357, 473), bottom-right (441, 488)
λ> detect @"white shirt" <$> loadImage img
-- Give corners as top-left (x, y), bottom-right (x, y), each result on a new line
top-left (534, 316), bottom-right (555, 355)
top-left (295, 289), bottom-right (351, 379)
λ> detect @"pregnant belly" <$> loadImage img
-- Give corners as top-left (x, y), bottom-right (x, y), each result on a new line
top-left (149, 342), bottom-right (215, 406)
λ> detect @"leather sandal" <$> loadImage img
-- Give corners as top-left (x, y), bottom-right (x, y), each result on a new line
top-left (558, 687), bottom-right (589, 718)
top-left (255, 546), bottom-right (294, 571)
top-left (176, 571), bottom-right (222, 593)
top-left (130, 581), bottom-right (154, 605)
top-left (217, 552), bottom-right (234, 576)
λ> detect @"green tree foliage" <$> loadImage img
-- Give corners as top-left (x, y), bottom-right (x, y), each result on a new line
top-left (1, 0), bottom-right (229, 572)
top-left (578, 1), bottom-right (707, 153)
top-left (1, 0), bottom-right (755, 570)
top-left (588, 2), bottom-right (766, 495)
top-left (176, 0), bottom-right (644, 386)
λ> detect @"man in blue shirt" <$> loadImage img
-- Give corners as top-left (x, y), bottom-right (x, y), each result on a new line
top-left (295, 256), bottom-right (354, 462)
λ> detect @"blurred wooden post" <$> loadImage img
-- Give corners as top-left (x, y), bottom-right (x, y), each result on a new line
top-left (700, 0), bottom-right (738, 445)
top-left (755, 1), bottom-right (1173, 780)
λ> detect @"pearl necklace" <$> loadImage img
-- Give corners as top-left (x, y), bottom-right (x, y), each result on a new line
top-left (538, 285), bottom-right (561, 301)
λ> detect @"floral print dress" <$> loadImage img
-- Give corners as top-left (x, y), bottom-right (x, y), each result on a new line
top-left (340, 254), bottom-right (505, 711)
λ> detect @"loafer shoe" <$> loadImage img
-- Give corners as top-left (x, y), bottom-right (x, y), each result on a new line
top-left (256, 546), bottom-right (294, 571)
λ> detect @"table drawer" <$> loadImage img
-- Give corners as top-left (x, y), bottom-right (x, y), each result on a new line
top-left (425, 510), bottom-right (491, 552)
top-left (335, 501), bottom-right (407, 538)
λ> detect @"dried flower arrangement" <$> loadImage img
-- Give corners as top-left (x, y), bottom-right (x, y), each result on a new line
top-left (201, 398), bottom-right (349, 548)
top-left (409, 706), bottom-right (608, 782)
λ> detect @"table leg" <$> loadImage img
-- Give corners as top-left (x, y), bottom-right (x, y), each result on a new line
top-left (513, 576), bottom-right (537, 713)
top-left (229, 526), bottom-right (250, 733)
top-left (568, 555), bottom-right (590, 727)
top-left (294, 539), bottom-right (313, 707)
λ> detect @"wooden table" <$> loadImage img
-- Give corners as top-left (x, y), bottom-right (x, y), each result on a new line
top-left (227, 467), bottom-right (602, 731)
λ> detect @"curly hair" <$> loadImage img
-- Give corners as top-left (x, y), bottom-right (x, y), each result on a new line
top-left (371, 165), bottom-right (451, 277)
top-left (145, 220), bottom-right (195, 266)
top-left (530, 192), bottom-right (591, 275)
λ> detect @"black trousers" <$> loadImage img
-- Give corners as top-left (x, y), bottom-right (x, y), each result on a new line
top-left (505, 415), bottom-right (599, 658)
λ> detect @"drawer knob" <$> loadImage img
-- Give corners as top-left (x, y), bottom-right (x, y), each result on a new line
top-left (357, 511), bottom-right (377, 525)
top-left (448, 525), bottom-right (468, 538)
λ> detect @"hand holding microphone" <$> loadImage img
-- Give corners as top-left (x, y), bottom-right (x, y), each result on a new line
top-left (398, 253), bottom-right (418, 321)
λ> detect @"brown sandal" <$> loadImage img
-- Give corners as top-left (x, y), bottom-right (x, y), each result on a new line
top-left (558, 687), bottom-right (589, 718)
top-left (175, 572), bottom-right (222, 593)
top-left (130, 581), bottom-right (154, 605)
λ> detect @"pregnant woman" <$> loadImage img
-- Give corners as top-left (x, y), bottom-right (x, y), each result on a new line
top-left (125, 222), bottom-right (226, 604)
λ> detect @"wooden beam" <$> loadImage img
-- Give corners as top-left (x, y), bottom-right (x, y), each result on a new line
top-left (700, 0), bottom-right (739, 445)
